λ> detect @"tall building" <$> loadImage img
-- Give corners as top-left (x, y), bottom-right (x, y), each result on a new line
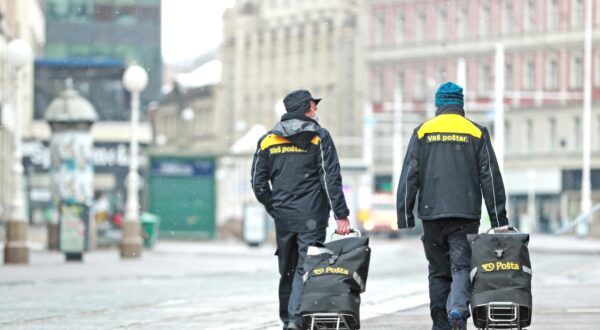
top-left (219, 0), bottom-right (365, 159)
top-left (0, 0), bottom-right (45, 224)
top-left (43, 0), bottom-right (161, 106)
top-left (209, 0), bottom-right (369, 230)
top-left (23, 1), bottom-right (161, 225)
top-left (366, 0), bottom-right (600, 233)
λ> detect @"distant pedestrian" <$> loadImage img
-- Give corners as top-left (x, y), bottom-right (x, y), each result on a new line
top-left (396, 82), bottom-right (509, 330)
top-left (251, 89), bottom-right (351, 329)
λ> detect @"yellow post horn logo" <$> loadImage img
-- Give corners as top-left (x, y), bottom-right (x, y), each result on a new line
top-left (482, 263), bottom-right (495, 272)
top-left (313, 268), bottom-right (325, 275)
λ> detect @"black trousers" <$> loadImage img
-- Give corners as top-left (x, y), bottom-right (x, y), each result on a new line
top-left (422, 218), bottom-right (479, 330)
top-left (275, 226), bottom-right (326, 325)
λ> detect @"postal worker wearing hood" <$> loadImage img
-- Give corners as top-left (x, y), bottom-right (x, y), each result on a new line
top-left (396, 82), bottom-right (509, 330)
top-left (251, 89), bottom-right (351, 329)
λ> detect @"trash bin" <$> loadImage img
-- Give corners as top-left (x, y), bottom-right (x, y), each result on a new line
top-left (141, 213), bottom-right (160, 248)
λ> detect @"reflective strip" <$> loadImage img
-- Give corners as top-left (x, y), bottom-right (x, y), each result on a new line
top-left (303, 272), bottom-right (309, 283)
top-left (319, 142), bottom-right (337, 219)
top-left (485, 143), bottom-right (500, 228)
top-left (470, 267), bottom-right (478, 282)
top-left (353, 272), bottom-right (365, 292)
top-left (251, 149), bottom-right (260, 191)
top-left (307, 246), bottom-right (333, 256)
top-left (523, 265), bottom-right (532, 275)
top-left (404, 165), bottom-right (409, 228)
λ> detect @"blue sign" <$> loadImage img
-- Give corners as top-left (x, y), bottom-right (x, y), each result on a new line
top-left (151, 158), bottom-right (214, 177)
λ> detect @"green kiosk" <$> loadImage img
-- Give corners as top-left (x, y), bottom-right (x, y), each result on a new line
top-left (148, 156), bottom-right (216, 239)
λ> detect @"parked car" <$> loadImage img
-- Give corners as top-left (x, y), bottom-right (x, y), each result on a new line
top-left (359, 193), bottom-right (399, 238)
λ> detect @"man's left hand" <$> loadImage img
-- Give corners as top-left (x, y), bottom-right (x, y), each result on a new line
top-left (336, 218), bottom-right (351, 235)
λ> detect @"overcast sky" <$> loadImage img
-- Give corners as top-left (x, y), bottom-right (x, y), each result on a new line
top-left (161, 0), bottom-right (235, 64)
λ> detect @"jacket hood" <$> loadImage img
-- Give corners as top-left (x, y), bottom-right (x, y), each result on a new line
top-left (272, 112), bottom-right (320, 148)
top-left (436, 104), bottom-right (465, 116)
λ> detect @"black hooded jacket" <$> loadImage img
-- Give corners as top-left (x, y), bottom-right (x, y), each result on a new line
top-left (251, 113), bottom-right (349, 232)
top-left (396, 104), bottom-right (508, 229)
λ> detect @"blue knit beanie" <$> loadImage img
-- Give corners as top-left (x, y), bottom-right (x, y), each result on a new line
top-left (435, 82), bottom-right (464, 108)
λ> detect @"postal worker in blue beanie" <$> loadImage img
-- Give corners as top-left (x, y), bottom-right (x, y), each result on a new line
top-left (251, 89), bottom-right (350, 329)
top-left (396, 82), bottom-right (509, 330)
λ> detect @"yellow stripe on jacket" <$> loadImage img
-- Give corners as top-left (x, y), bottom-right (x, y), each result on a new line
top-left (260, 134), bottom-right (321, 150)
top-left (417, 114), bottom-right (482, 139)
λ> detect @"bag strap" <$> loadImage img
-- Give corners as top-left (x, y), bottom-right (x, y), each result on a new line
top-left (328, 244), bottom-right (343, 265)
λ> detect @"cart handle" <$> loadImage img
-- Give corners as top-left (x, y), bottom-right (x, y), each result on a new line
top-left (331, 228), bottom-right (361, 241)
top-left (486, 226), bottom-right (519, 234)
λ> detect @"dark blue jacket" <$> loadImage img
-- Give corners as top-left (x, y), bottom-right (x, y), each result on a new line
top-left (396, 105), bottom-right (508, 229)
top-left (251, 113), bottom-right (349, 232)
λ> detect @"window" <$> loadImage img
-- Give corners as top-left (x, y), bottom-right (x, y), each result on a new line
top-left (549, 118), bottom-right (557, 151)
top-left (396, 11), bottom-right (404, 45)
top-left (598, 116), bottom-right (600, 150)
top-left (596, 0), bottom-right (600, 25)
top-left (437, 7), bottom-right (447, 40)
top-left (505, 121), bottom-right (511, 152)
top-left (571, 54), bottom-right (583, 88)
top-left (526, 119), bottom-right (534, 153)
top-left (374, 70), bottom-right (384, 102)
top-left (396, 70), bottom-right (404, 95)
top-left (548, 0), bottom-right (559, 30)
top-left (416, 7), bottom-right (425, 42)
top-left (457, 1), bottom-right (468, 38)
top-left (574, 117), bottom-right (582, 149)
top-left (573, 0), bottom-right (584, 28)
top-left (502, 0), bottom-right (513, 34)
top-left (480, 1), bottom-right (490, 37)
top-left (546, 57), bottom-right (558, 90)
top-left (479, 64), bottom-right (490, 93)
top-left (415, 67), bottom-right (425, 99)
top-left (524, 0), bottom-right (535, 31)
top-left (438, 66), bottom-right (447, 84)
top-left (524, 59), bottom-right (535, 90)
top-left (596, 52), bottom-right (600, 87)
top-left (505, 62), bottom-right (513, 91)
top-left (374, 12), bottom-right (384, 46)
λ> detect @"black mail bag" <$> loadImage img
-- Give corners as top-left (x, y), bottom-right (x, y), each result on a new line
top-left (300, 236), bottom-right (371, 328)
top-left (468, 231), bottom-right (532, 328)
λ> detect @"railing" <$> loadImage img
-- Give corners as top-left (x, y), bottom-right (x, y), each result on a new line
top-left (554, 203), bottom-right (600, 235)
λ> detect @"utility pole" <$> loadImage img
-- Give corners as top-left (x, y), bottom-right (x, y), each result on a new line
top-left (494, 43), bottom-right (505, 173)
top-left (392, 88), bottom-right (403, 196)
top-left (579, 0), bottom-right (593, 237)
top-left (457, 58), bottom-right (467, 92)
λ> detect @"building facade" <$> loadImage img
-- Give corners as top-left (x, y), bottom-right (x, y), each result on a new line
top-left (366, 0), bottom-right (600, 233)
top-left (43, 0), bottom-right (162, 107)
top-left (219, 0), bottom-right (366, 160)
top-left (0, 0), bottom-right (45, 224)
top-left (154, 85), bottom-right (217, 154)
top-left (23, 1), bottom-right (159, 225)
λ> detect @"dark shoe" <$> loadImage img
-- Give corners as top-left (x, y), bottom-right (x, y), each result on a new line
top-left (448, 310), bottom-right (466, 330)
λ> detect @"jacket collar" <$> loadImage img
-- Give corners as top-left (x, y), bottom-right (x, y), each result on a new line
top-left (435, 104), bottom-right (465, 116)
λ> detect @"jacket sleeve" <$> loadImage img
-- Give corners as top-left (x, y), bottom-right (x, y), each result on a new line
top-left (396, 129), bottom-right (421, 229)
top-left (477, 128), bottom-right (508, 228)
top-left (317, 129), bottom-right (350, 219)
top-left (250, 137), bottom-right (273, 213)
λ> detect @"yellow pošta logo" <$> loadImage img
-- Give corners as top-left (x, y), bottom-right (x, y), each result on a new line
top-left (269, 145), bottom-right (307, 155)
top-left (312, 266), bottom-right (349, 276)
top-left (481, 261), bottom-right (520, 272)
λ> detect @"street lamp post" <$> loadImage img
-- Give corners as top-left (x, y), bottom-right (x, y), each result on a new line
top-left (120, 65), bottom-right (148, 258)
top-left (4, 39), bottom-right (33, 264)
top-left (579, 0), bottom-right (593, 237)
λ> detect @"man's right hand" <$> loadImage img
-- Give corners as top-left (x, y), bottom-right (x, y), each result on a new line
top-left (335, 218), bottom-right (351, 235)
